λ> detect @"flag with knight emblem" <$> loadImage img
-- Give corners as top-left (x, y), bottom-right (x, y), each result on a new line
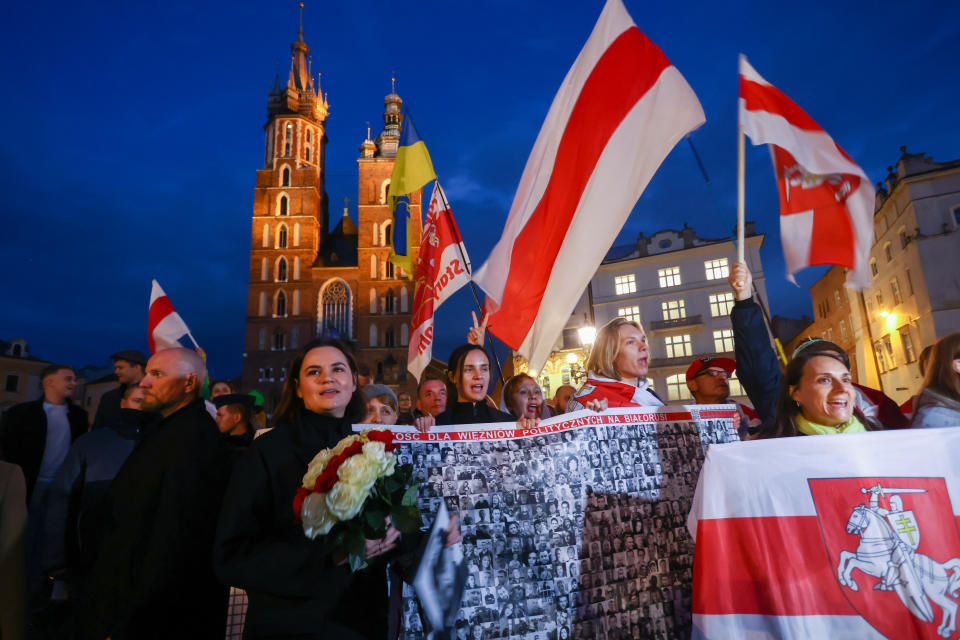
top-left (689, 428), bottom-right (960, 639)
top-left (739, 55), bottom-right (874, 289)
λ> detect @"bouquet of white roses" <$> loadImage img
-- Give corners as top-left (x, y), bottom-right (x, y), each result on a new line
top-left (293, 427), bottom-right (421, 571)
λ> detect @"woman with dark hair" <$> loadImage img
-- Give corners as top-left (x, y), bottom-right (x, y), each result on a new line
top-left (415, 345), bottom-right (524, 430)
top-left (214, 338), bottom-right (430, 638)
top-left (503, 373), bottom-right (551, 419)
top-left (763, 347), bottom-right (880, 437)
top-left (728, 262), bottom-right (903, 433)
top-left (912, 332), bottom-right (960, 428)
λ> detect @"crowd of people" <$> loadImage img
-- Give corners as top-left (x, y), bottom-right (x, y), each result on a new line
top-left (1, 262), bottom-right (958, 638)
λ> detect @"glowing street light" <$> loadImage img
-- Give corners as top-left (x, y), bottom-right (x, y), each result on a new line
top-left (879, 310), bottom-right (898, 331)
top-left (578, 325), bottom-right (597, 346)
top-left (565, 352), bottom-right (579, 364)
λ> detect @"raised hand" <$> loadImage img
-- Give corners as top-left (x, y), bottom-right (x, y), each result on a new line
top-left (467, 311), bottom-right (488, 347)
top-left (728, 261), bottom-right (753, 301)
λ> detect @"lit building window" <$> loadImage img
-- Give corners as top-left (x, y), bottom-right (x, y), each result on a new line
top-left (666, 374), bottom-right (692, 401)
top-left (661, 299), bottom-right (686, 321)
top-left (728, 372), bottom-right (745, 396)
top-left (704, 258), bottom-right (729, 281)
top-left (658, 267), bottom-right (681, 288)
top-left (708, 293), bottom-right (734, 317)
top-left (883, 335), bottom-right (896, 368)
top-left (874, 341), bottom-right (887, 373)
top-left (900, 326), bottom-right (917, 363)
top-left (890, 277), bottom-right (903, 306)
top-left (713, 329), bottom-right (735, 352)
top-left (614, 274), bottom-right (636, 295)
top-left (664, 334), bottom-right (692, 359)
top-left (617, 306), bottom-right (641, 324)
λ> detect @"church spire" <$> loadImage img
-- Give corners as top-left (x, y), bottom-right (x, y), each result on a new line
top-left (270, 2), bottom-right (326, 121)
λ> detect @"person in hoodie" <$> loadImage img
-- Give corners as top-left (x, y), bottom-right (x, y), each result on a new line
top-left (42, 385), bottom-right (156, 622)
top-left (567, 317), bottom-right (663, 412)
top-left (213, 393), bottom-right (256, 456)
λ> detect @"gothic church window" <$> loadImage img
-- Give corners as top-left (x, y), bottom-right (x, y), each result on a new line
top-left (278, 225), bottom-right (288, 248)
top-left (282, 167), bottom-right (291, 187)
top-left (284, 123), bottom-right (293, 156)
top-left (319, 279), bottom-right (352, 340)
top-left (278, 195), bottom-right (288, 216)
top-left (277, 257), bottom-right (287, 282)
top-left (274, 331), bottom-right (286, 351)
top-left (275, 291), bottom-right (287, 317)
top-left (370, 324), bottom-right (378, 347)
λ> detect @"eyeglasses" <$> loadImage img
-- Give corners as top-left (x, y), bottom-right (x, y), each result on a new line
top-left (693, 368), bottom-right (730, 380)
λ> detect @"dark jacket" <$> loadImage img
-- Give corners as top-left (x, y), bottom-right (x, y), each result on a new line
top-left (0, 398), bottom-right (88, 501)
top-left (88, 399), bottom-right (232, 640)
top-left (731, 297), bottom-right (886, 436)
top-left (435, 401), bottom-right (515, 426)
top-left (214, 409), bottom-right (392, 639)
top-left (91, 384), bottom-right (125, 430)
top-left (42, 409), bottom-right (156, 579)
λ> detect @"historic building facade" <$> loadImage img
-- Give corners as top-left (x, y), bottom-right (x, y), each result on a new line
top-left (790, 148), bottom-right (960, 404)
top-left (515, 224), bottom-right (768, 404)
top-left (241, 23), bottom-right (420, 410)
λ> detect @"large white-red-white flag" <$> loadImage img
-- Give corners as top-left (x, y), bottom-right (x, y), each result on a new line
top-left (739, 55), bottom-right (874, 289)
top-left (688, 429), bottom-right (960, 639)
top-left (148, 279), bottom-right (192, 354)
top-left (473, 0), bottom-right (705, 370)
top-left (408, 183), bottom-right (471, 381)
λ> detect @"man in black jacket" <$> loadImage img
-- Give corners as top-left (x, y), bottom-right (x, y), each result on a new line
top-left (91, 350), bottom-right (148, 430)
top-left (87, 348), bottom-right (232, 639)
top-left (0, 364), bottom-right (87, 598)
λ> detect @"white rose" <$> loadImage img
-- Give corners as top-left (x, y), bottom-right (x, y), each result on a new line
top-left (362, 441), bottom-right (397, 478)
top-left (331, 434), bottom-right (361, 456)
top-left (337, 453), bottom-right (380, 493)
top-left (302, 448), bottom-right (335, 489)
top-left (301, 492), bottom-right (336, 538)
top-left (325, 480), bottom-right (368, 521)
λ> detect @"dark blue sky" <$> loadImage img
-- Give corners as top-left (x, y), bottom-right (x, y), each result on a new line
top-left (2, 0), bottom-right (958, 380)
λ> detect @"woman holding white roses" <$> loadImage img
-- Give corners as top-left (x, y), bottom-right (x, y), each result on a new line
top-left (215, 338), bottom-right (408, 638)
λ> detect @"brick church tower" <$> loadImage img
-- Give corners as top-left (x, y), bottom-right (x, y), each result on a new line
top-left (241, 14), bottom-right (420, 411)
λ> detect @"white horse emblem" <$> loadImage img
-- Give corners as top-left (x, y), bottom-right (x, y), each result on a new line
top-left (837, 483), bottom-right (960, 638)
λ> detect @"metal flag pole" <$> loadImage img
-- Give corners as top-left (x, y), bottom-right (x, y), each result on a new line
top-left (432, 182), bottom-right (506, 384)
top-left (737, 121), bottom-right (746, 266)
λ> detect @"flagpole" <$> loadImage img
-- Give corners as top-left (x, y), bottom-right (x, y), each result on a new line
top-left (737, 122), bottom-right (746, 266)
top-left (185, 331), bottom-right (201, 350)
top-left (433, 182), bottom-right (506, 385)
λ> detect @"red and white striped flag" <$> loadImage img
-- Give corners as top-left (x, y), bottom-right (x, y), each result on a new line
top-left (408, 183), bottom-right (471, 381)
top-left (148, 279), bottom-right (192, 354)
top-left (739, 55), bottom-right (874, 289)
top-left (688, 429), bottom-right (960, 639)
top-left (473, 0), bottom-right (705, 370)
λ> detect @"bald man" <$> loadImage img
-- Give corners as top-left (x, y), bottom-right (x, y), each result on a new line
top-left (88, 348), bottom-right (232, 639)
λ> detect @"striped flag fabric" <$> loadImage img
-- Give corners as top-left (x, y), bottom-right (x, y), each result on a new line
top-left (147, 279), bottom-right (192, 354)
top-left (473, 0), bottom-right (705, 370)
top-left (407, 182), bottom-right (471, 381)
top-left (688, 428), bottom-right (960, 639)
top-left (739, 55), bottom-right (875, 289)
top-left (388, 105), bottom-right (437, 274)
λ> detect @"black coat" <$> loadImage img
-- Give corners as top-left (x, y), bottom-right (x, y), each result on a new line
top-left (88, 399), bottom-right (232, 640)
top-left (0, 398), bottom-right (88, 501)
top-left (435, 401), bottom-right (515, 425)
top-left (214, 409), bottom-right (392, 639)
top-left (91, 384), bottom-right (125, 430)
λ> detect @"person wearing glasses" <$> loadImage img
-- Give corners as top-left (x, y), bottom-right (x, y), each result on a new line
top-left (685, 356), bottom-right (760, 439)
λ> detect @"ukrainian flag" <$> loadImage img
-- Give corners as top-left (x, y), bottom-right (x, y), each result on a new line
top-left (388, 106), bottom-right (436, 273)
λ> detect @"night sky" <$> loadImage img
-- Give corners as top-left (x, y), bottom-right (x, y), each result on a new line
top-left (2, 0), bottom-right (959, 381)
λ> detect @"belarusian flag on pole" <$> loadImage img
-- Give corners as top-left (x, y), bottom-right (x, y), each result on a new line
top-left (407, 182), bottom-right (471, 381)
top-left (738, 55), bottom-right (874, 289)
top-left (148, 280), bottom-right (198, 353)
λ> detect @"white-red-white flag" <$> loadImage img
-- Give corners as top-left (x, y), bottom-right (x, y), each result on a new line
top-left (148, 280), bottom-right (192, 354)
top-left (688, 428), bottom-right (960, 639)
top-left (408, 183), bottom-right (471, 381)
top-left (739, 55), bottom-right (874, 289)
top-left (472, 0), bottom-right (705, 370)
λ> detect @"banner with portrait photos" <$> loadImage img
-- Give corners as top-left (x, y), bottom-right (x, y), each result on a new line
top-left (390, 405), bottom-right (739, 640)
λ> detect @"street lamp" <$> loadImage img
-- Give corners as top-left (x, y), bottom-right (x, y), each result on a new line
top-left (565, 352), bottom-right (579, 365)
top-left (879, 310), bottom-right (898, 332)
top-left (578, 325), bottom-right (596, 346)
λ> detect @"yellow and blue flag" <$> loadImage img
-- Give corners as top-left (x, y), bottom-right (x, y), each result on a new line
top-left (388, 106), bottom-right (436, 273)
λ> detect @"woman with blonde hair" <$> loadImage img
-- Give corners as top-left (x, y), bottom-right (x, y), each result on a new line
top-left (913, 332), bottom-right (960, 428)
top-left (567, 317), bottom-right (663, 412)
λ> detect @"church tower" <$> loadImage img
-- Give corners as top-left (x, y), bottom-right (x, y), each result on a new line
top-left (242, 5), bottom-right (330, 403)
